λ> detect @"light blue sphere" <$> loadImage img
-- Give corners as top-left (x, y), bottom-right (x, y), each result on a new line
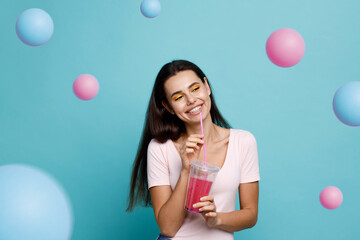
top-left (333, 81), bottom-right (360, 126)
top-left (0, 164), bottom-right (73, 240)
top-left (140, 0), bottom-right (161, 18)
top-left (16, 8), bottom-right (54, 46)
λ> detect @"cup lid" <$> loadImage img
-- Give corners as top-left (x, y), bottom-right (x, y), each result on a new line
top-left (190, 160), bottom-right (220, 172)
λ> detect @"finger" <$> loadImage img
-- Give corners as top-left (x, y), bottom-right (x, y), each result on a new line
top-left (199, 204), bottom-right (216, 212)
top-left (204, 212), bottom-right (217, 217)
top-left (200, 196), bottom-right (214, 202)
top-left (185, 142), bottom-right (200, 149)
top-left (188, 135), bottom-right (204, 141)
top-left (187, 139), bottom-right (204, 146)
top-left (193, 201), bottom-right (212, 208)
top-left (186, 148), bottom-right (195, 154)
top-left (188, 134), bottom-right (204, 140)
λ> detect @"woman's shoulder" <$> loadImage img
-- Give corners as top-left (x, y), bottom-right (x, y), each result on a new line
top-left (149, 138), bottom-right (167, 147)
top-left (230, 128), bottom-right (257, 142)
top-left (148, 138), bottom-right (172, 152)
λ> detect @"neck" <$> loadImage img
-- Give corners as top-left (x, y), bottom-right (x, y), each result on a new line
top-left (184, 114), bottom-right (218, 143)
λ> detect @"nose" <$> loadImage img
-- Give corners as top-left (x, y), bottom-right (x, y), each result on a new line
top-left (186, 95), bottom-right (195, 105)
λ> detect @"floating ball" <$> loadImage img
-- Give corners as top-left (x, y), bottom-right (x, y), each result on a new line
top-left (0, 164), bottom-right (73, 240)
top-left (333, 81), bottom-right (360, 126)
top-left (266, 28), bottom-right (305, 67)
top-left (140, 0), bottom-right (161, 18)
top-left (319, 186), bottom-right (343, 210)
top-left (73, 74), bottom-right (99, 100)
top-left (16, 8), bottom-right (54, 46)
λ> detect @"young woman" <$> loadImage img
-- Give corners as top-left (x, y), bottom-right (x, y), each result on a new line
top-left (127, 60), bottom-right (260, 240)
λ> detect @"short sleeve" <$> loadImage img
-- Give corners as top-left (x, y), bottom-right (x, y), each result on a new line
top-left (147, 139), bottom-right (171, 189)
top-left (240, 132), bottom-right (260, 183)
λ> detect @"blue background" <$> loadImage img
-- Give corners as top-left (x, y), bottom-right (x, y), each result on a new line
top-left (1, 0), bottom-right (359, 239)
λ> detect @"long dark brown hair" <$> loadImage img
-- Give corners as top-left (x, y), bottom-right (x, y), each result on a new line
top-left (126, 60), bottom-right (230, 212)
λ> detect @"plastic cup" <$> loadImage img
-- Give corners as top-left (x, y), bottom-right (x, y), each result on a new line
top-left (185, 160), bottom-right (220, 213)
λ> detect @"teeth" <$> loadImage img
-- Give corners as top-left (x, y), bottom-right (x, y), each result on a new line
top-left (189, 106), bottom-right (201, 113)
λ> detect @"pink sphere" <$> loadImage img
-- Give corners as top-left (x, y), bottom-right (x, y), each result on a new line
top-left (319, 186), bottom-right (343, 210)
top-left (266, 28), bottom-right (305, 67)
top-left (73, 74), bottom-right (99, 100)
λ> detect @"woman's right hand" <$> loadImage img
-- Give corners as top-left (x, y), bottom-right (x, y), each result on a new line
top-left (179, 134), bottom-right (204, 172)
top-left (151, 134), bottom-right (204, 238)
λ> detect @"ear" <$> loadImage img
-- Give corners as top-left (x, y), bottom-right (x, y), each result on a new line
top-left (204, 77), bottom-right (211, 95)
top-left (161, 100), bottom-right (175, 114)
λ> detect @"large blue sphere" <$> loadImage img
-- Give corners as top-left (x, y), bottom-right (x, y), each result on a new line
top-left (0, 164), bottom-right (73, 240)
top-left (16, 8), bottom-right (54, 46)
top-left (333, 81), bottom-right (360, 126)
top-left (140, 0), bottom-right (161, 18)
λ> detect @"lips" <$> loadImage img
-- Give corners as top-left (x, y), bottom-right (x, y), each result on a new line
top-left (186, 104), bottom-right (202, 114)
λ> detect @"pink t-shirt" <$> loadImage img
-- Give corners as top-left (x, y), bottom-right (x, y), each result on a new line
top-left (147, 129), bottom-right (260, 240)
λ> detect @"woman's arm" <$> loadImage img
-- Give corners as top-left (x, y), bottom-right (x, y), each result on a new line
top-left (150, 134), bottom-right (204, 237)
top-left (216, 181), bottom-right (259, 232)
top-left (196, 181), bottom-right (259, 232)
top-left (150, 169), bottom-right (189, 238)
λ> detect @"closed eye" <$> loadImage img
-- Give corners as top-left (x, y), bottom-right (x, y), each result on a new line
top-left (173, 94), bottom-right (183, 101)
top-left (191, 84), bottom-right (200, 92)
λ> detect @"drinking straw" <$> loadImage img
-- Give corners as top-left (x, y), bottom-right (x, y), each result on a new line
top-left (199, 112), bottom-right (207, 165)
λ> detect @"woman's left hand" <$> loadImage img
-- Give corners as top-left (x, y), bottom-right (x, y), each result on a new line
top-left (194, 195), bottom-right (219, 228)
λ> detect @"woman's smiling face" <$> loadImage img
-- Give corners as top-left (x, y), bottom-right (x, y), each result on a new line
top-left (162, 70), bottom-right (211, 124)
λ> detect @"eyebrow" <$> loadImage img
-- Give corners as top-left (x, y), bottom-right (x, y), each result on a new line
top-left (170, 82), bottom-right (200, 98)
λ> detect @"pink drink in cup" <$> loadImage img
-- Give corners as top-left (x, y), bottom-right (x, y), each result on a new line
top-left (185, 160), bottom-right (220, 213)
top-left (185, 178), bottom-right (213, 213)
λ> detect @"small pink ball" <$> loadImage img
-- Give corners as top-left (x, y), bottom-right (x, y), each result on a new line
top-left (319, 186), bottom-right (343, 210)
top-left (266, 28), bottom-right (305, 67)
top-left (73, 74), bottom-right (99, 100)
